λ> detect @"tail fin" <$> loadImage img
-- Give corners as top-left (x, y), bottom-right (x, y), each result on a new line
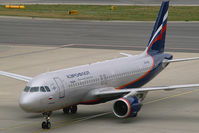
top-left (145, 1), bottom-right (169, 55)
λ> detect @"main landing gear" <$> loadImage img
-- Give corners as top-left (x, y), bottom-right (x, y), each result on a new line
top-left (42, 112), bottom-right (52, 129)
top-left (63, 105), bottom-right (77, 114)
top-left (41, 106), bottom-right (77, 129)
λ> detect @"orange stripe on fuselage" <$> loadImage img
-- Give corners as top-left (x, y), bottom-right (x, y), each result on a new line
top-left (116, 56), bottom-right (155, 90)
top-left (116, 23), bottom-right (167, 90)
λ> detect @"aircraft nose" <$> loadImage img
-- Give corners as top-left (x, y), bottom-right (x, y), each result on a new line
top-left (19, 93), bottom-right (40, 112)
top-left (20, 94), bottom-right (32, 112)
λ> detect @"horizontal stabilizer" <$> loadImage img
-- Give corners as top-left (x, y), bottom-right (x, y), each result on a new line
top-left (120, 53), bottom-right (133, 57)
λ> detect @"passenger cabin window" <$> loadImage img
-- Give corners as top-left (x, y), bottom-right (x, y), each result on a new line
top-left (30, 87), bottom-right (39, 92)
top-left (24, 86), bottom-right (30, 92)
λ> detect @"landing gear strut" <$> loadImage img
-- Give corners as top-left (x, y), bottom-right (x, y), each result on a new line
top-left (63, 105), bottom-right (77, 114)
top-left (42, 112), bottom-right (52, 129)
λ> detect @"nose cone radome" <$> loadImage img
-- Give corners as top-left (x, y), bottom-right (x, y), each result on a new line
top-left (19, 93), bottom-right (41, 113)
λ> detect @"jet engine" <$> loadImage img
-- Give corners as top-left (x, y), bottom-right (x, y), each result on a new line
top-left (113, 96), bottom-right (142, 118)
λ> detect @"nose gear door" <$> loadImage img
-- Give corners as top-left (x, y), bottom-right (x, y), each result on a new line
top-left (53, 77), bottom-right (65, 98)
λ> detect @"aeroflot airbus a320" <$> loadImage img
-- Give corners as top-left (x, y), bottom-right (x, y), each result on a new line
top-left (0, 1), bottom-right (199, 129)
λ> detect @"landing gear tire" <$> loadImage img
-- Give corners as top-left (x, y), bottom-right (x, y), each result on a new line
top-left (42, 122), bottom-right (46, 129)
top-left (42, 112), bottom-right (52, 129)
top-left (63, 105), bottom-right (78, 114)
top-left (63, 107), bottom-right (70, 114)
top-left (46, 122), bottom-right (51, 129)
top-left (70, 105), bottom-right (77, 114)
top-left (42, 121), bottom-right (51, 129)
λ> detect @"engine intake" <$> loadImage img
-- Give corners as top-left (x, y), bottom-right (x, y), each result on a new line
top-left (113, 96), bottom-right (142, 118)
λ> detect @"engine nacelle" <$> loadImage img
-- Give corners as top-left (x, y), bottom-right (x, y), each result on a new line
top-left (113, 96), bottom-right (142, 118)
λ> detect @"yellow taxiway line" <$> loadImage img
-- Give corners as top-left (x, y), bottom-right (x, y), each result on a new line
top-left (143, 89), bottom-right (199, 105)
top-left (33, 88), bottom-right (199, 133)
top-left (1, 89), bottom-right (198, 133)
top-left (34, 112), bottom-right (111, 133)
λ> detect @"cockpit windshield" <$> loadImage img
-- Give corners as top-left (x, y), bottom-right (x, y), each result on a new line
top-left (30, 87), bottom-right (39, 92)
top-left (24, 86), bottom-right (51, 92)
top-left (24, 86), bottom-right (30, 92)
top-left (45, 86), bottom-right (50, 92)
top-left (40, 86), bottom-right (46, 92)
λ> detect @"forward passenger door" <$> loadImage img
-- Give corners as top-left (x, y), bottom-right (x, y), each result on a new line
top-left (53, 77), bottom-right (65, 98)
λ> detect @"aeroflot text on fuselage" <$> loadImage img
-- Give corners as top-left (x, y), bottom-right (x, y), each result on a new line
top-left (1, 1), bottom-right (199, 130)
top-left (66, 71), bottom-right (90, 78)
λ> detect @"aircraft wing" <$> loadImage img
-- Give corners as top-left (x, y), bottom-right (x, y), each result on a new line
top-left (0, 71), bottom-right (32, 82)
top-left (95, 84), bottom-right (199, 98)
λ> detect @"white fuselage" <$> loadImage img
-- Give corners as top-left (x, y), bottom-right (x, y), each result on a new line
top-left (20, 53), bottom-right (154, 113)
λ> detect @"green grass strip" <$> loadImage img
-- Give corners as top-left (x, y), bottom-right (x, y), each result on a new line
top-left (0, 5), bottom-right (199, 21)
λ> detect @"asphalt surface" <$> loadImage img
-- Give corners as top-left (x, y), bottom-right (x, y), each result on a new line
top-left (0, 17), bottom-right (199, 52)
top-left (0, 16), bottom-right (199, 133)
top-left (0, 45), bottom-right (199, 133)
top-left (0, 0), bottom-right (199, 5)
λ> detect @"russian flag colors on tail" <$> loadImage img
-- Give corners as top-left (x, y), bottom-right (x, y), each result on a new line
top-left (145, 1), bottom-right (169, 55)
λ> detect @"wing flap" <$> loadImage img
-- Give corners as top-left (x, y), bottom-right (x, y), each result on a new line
top-left (94, 87), bottom-right (130, 98)
top-left (0, 71), bottom-right (32, 82)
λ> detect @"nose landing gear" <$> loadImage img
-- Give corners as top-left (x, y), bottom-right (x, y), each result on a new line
top-left (42, 112), bottom-right (52, 129)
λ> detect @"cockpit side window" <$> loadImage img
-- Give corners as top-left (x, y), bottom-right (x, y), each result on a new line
top-left (24, 86), bottom-right (30, 92)
top-left (40, 86), bottom-right (46, 92)
top-left (45, 86), bottom-right (51, 92)
top-left (30, 87), bottom-right (39, 92)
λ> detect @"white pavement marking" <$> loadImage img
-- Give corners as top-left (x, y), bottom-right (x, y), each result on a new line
top-left (63, 43), bottom-right (199, 52)
top-left (0, 16), bottom-right (199, 23)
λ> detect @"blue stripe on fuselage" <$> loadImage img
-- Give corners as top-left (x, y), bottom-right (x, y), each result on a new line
top-left (121, 53), bottom-right (173, 89)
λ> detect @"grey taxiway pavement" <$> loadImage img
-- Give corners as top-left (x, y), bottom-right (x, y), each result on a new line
top-left (0, 0), bottom-right (199, 5)
top-left (0, 17), bottom-right (199, 52)
top-left (0, 45), bottom-right (199, 133)
top-left (0, 17), bottom-right (199, 133)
